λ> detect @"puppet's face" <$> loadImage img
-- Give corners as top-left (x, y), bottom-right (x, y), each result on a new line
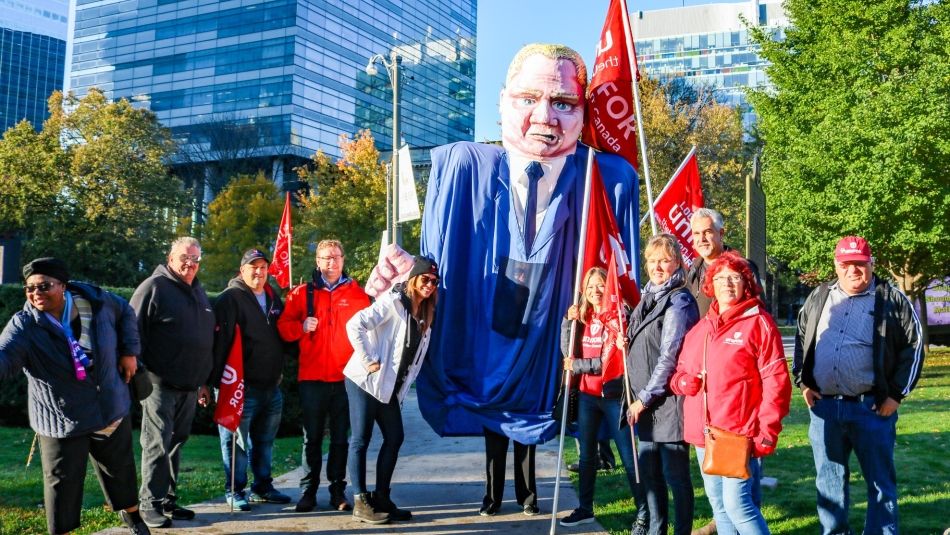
top-left (500, 55), bottom-right (584, 160)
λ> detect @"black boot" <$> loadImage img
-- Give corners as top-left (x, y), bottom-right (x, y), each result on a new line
top-left (353, 493), bottom-right (389, 524)
top-left (373, 489), bottom-right (411, 521)
top-left (295, 487), bottom-right (317, 513)
top-left (328, 480), bottom-right (352, 511)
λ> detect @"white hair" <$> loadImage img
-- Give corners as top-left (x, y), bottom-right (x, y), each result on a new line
top-left (690, 208), bottom-right (724, 232)
top-left (168, 236), bottom-right (201, 255)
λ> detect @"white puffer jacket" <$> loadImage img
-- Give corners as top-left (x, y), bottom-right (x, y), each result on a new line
top-left (344, 287), bottom-right (431, 404)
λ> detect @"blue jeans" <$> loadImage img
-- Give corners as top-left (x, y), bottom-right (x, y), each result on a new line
top-left (808, 396), bottom-right (898, 535)
top-left (345, 378), bottom-right (404, 495)
top-left (576, 392), bottom-right (647, 521)
top-left (696, 447), bottom-right (769, 535)
top-left (298, 380), bottom-right (349, 494)
top-left (218, 385), bottom-right (283, 495)
top-left (639, 440), bottom-right (694, 535)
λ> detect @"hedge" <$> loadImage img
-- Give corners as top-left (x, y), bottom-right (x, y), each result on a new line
top-left (0, 284), bottom-right (303, 437)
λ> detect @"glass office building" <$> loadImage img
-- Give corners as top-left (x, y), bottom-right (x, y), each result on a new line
top-left (68, 0), bottom-right (476, 185)
top-left (632, 0), bottom-right (787, 124)
top-left (0, 0), bottom-right (69, 133)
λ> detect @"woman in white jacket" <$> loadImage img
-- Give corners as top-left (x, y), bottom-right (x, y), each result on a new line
top-left (344, 256), bottom-right (438, 524)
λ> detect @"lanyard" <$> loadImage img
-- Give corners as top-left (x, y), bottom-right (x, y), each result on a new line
top-left (45, 292), bottom-right (92, 381)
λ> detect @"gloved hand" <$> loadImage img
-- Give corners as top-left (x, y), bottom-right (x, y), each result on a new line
top-left (676, 374), bottom-right (702, 396)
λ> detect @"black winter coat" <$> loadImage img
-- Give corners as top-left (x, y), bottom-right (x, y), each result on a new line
top-left (130, 264), bottom-right (215, 390)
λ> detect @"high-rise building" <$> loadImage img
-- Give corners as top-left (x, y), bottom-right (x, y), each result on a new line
top-left (0, 0), bottom-right (69, 133)
top-left (68, 0), bottom-right (476, 189)
top-left (632, 0), bottom-right (788, 123)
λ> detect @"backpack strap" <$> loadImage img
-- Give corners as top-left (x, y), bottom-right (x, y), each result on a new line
top-left (306, 281), bottom-right (315, 318)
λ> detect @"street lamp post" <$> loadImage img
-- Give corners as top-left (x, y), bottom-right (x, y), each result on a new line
top-left (366, 50), bottom-right (402, 246)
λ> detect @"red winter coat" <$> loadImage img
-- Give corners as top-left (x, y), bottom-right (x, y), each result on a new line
top-left (671, 298), bottom-right (791, 457)
top-left (278, 276), bottom-right (370, 382)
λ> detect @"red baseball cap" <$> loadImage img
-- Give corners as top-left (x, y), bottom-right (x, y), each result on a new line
top-left (834, 236), bottom-right (872, 263)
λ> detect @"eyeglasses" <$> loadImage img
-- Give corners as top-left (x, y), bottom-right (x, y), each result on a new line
top-left (177, 254), bottom-right (201, 264)
top-left (713, 274), bottom-right (743, 285)
top-left (419, 276), bottom-right (438, 287)
top-left (24, 281), bottom-right (58, 293)
top-left (317, 255), bottom-right (344, 263)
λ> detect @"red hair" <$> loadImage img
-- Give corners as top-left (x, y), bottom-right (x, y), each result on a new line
top-left (701, 251), bottom-right (761, 300)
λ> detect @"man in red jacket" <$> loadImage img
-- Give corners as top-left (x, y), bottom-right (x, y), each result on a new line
top-left (278, 239), bottom-right (370, 513)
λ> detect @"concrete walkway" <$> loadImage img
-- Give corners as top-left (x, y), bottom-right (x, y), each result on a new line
top-left (99, 390), bottom-right (610, 535)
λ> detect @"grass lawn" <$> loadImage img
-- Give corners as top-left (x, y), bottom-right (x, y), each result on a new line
top-left (0, 429), bottom-right (303, 534)
top-left (563, 347), bottom-right (950, 534)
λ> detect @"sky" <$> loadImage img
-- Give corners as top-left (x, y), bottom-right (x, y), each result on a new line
top-left (473, 0), bottom-right (747, 140)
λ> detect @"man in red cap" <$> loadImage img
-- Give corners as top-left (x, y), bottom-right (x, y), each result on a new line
top-left (793, 236), bottom-right (923, 534)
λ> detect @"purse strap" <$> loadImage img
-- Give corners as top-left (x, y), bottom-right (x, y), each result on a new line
top-left (701, 333), bottom-right (710, 430)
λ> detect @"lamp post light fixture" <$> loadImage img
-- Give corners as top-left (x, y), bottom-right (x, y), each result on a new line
top-left (366, 50), bottom-right (402, 246)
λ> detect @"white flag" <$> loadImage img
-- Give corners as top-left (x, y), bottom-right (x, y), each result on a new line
top-left (397, 144), bottom-right (421, 222)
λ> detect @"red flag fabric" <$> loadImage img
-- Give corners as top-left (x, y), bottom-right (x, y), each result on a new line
top-left (213, 324), bottom-right (244, 432)
top-left (583, 0), bottom-right (641, 170)
top-left (603, 250), bottom-right (625, 326)
top-left (653, 149), bottom-right (705, 268)
top-left (583, 160), bottom-right (641, 307)
top-left (268, 192), bottom-right (292, 288)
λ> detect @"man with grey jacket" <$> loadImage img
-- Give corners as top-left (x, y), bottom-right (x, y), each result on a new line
top-left (131, 237), bottom-right (215, 527)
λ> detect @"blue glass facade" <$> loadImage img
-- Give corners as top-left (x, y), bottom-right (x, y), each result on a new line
top-left (0, 29), bottom-right (66, 133)
top-left (69, 0), bottom-right (476, 170)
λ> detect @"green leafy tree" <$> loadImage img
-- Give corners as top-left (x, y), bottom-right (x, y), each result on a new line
top-left (749, 0), bottom-right (950, 302)
top-left (200, 173), bottom-right (284, 291)
top-left (294, 130), bottom-right (421, 284)
top-left (0, 89), bottom-right (185, 286)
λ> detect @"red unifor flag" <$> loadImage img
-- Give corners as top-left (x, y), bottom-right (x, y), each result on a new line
top-left (583, 0), bottom-right (641, 171)
top-left (213, 325), bottom-right (245, 432)
top-left (652, 148), bottom-right (705, 267)
top-left (583, 160), bottom-right (641, 307)
top-left (268, 192), bottom-right (293, 288)
top-left (603, 250), bottom-right (626, 334)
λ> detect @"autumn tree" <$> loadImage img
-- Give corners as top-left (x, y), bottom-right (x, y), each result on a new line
top-left (199, 173), bottom-right (285, 290)
top-left (0, 89), bottom-right (185, 286)
top-left (749, 0), bottom-right (949, 306)
top-left (294, 130), bottom-right (421, 284)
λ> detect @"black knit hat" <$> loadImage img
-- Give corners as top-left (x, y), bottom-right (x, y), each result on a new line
top-left (22, 257), bottom-right (70, 283)
top-left (407, 255), bottom-right (438, 280)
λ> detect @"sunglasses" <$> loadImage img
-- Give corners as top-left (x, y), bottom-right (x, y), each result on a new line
top-left (24, 281), bottom-right (58, 293)
top-left (177, 254), bottom-right (201, 264)
top-left (419, 275), bottom-right (439, 287)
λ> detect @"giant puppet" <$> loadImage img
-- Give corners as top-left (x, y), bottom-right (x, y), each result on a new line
top-left (416, 43), bottom-right (640, 447)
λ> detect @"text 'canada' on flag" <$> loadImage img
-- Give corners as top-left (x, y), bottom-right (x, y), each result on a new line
top-left (582, 159), bottom-right (641, 307)
top-left (268, 192), bottom-right (293, 288)
top-left (213, 324), bottom-right (244, 432)
top-left (583, 0), bottom-right (641, 170)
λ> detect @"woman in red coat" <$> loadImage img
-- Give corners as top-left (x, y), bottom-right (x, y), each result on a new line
top-left (671, 252), bottom-right (791, 534)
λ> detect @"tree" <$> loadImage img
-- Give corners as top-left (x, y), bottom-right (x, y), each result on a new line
top-left (200, 173), bottom-right (284, 290)
top-left (749, 0), bottom-right (950, 302)
top-left (294, 130), bottom-right (421, 284)
top-left (639, 77), bottom-right (750, 249)
top-left (0, 89), bottom-right (185, 286)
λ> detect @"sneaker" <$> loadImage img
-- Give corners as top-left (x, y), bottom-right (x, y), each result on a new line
top-left (163, 502), bottom-right (195, 521)
top-left (559, 508), bottom-right (595, 526)
top-left (249, 489), bottom-right (292, 504)
top-left (523, 503), bottom-right (541, 516)
top-left (567, 462), bottom-right (580, 473)
top-left (225, 491), bottom-right (251, 511)
top-left (295, 488), bottom-right (317, 513)
top-left (119, 510), bottom-right (152, 535)
top-left (632, 518), bottom-right (650, 535)
top-left (138, 505), bottom-right (171, 528)
top-left (478, 500), bottom-right (499, 516)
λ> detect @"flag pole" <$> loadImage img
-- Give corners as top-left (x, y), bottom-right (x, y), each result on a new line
top-left (25, 433), bottom-right (37, 468)
top-left (230, 432), bottom-right (236, 514)
top-left (286, 192), bottom-right (293, 287)
top-left (611, 254), bottom-right (640, 484)
top-left (549, 148), bottom-right (597, 535)
top-left (639, 145), bottom-right (697, 227)
top-left (619, 0), bottom-right (657, 235)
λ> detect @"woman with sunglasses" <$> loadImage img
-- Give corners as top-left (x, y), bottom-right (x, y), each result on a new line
top-left (0, 258), bottom-right (150, 535)
top-left (343, 256), bottom-right (439, 525)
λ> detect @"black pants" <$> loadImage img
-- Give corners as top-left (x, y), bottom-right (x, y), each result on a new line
top-left (483, 428), bottom-right (537, 508)
top-left (299, 380), bottom-right (349, 494)
top-left (39, 417), bottom-right (138, 535)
